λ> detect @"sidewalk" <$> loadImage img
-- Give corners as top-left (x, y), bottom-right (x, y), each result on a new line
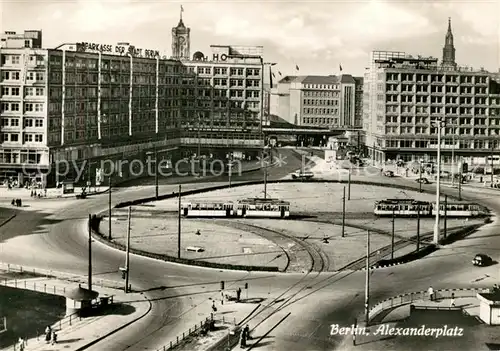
top-left (0, 275), bottom-right (150, 351)
top-left (0, 187), bottom-right (106, 200)
top-left (337, 295), bottom-right (481, 351)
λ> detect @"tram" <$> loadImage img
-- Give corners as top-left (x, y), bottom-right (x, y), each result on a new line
top-left (236, 198), bottom-right (290, 218)
top-left (180, 198), bottom-right (291, 218)
top-left (180, 201), bottom-right (234, 217)
top-left (374, 199), bottom-right (432, 217)
top-left (374, 199), bottom-right (488, 217)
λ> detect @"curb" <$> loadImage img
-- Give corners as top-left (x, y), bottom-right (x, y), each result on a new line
top-left (368, 287), bottom-right (489, 323)
top-left (0, 214), bottom-right (16, 228)
top-left (75, 293), bottom-right (153, 351)
top-left (90, 218), bottom-right (279, 272)
top-left (92, 178), bottom-right (492, 273)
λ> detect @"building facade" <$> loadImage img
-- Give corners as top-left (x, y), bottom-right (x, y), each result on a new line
top-left (1, 30), bottom-right (42, 49)
top-left (364, 20), bottom-right (500, 165)
top-left (272, 74), bottom-right (363, 128)
top-left (0, 28), bottom-right (265, 184)
top-left (364, 52), bottom-right (500, 164)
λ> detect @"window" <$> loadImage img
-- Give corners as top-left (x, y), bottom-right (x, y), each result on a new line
top-left (11, 72), bottom-right (20, 80)
top-left (10, 134), bottom-right (19, 142)
top-left (24, 134), bottom-right (33, 142)
top-left (11, 56), bottom-right (20, 64)
top-left (35, 135), bottom-right (43, 142)
top-left (25, 87), bottom-right (34, 96)
top-left (1, 118), bottom-right (8, 126)
top-left (10, 119), bottom-right (19, 126)
top-left (1, 71), bottom-right (9, 80)
top-left (27, 72), bottom-right (34, 80)
top-left (11, 87), bottom-right (20, 96)
top-left (35, 72), bottom-right (44, 81)
top-left (35, 88), bottom-right (44, 96)
top-left (35, 119), bottom-right (43, 127)
top-left (1, 87), bottom-right (8, 96)
top-left (25, 103), bottom-right (34, 112)
top-left (11, 103), bottom-right (19, 111)
top-left (35, 103), bottom-right (44, 112)
top-left (24, 119), bottom-right (33, 127)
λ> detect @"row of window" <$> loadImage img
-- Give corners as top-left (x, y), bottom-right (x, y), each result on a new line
top-left (1, 87), bottom-right (45, 97)
top-left (196, 67), bottom-right (261, 76)
top-left (50, 56), bottom-right (184, 74)
top-left (1, 54), bottom-right (45, 66)
top-left (1, 71), bottom-right (45, 82)
top-left (303, 91), bottom-right (340, 98)
top-left (383, 139), bottom-right (499, 149)
top-left (302, 117), bottom-right (339, 125)
top-left (302, 108), bottom-right (340, 115)
top-left (382, 126), bottom-right (500, 136)
top-left (303, 99), bottom-right (340, 106)
top-left (1, 118), bottom-right (44, 127)
top-left (0, 149), bottom-right (45, 165)
top-left (386, 73), bottom-right (488, 84)
top-left (0, 102), bottom-right (44, 112)
top-left (303, 84), bottom-right (340, 90)
top-left (1, 133), bottom-right (43, 143)
top-left (212, 78), bottom-right (261, 87)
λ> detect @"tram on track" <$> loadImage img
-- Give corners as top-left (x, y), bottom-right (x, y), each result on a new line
top-left (181, 198), bottom-right (290, 218)
top-left (374, 199), bottom-right (488, 217)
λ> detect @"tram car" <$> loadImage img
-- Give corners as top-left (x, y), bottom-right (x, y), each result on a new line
top-left (433, 202), bottom-right (487, 217)
top-left (374, 199), bottom-right (488, 217)
top-left (374, 199), bottom-right (432, 217)
top-left (180, 201), bottom-right (235, 217)
top-left (236, 198), bottom-right (290, 218)
top-left (180, 198), bottom-right (291, 218)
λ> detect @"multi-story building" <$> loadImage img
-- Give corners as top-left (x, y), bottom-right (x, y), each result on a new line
top-left (271, 74), bottom-right (363, 128)
top-left (1, 41), bottom-right (185, 184)
top-left (364, 19), bottom-right (500, 165)
top-left (0, 19), bottom-right (266, 185)
top-left (1, 30), bottom-right (42, 49)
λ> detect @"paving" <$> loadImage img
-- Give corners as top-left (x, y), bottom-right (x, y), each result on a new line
top-left (98, 216), bottom-right (289, 270)
top-left (335, 295), bottom-right (496, 351)
top-left (150, 182), bottom-right (438, 213)
top-left (0, 273), bottom-right (150, 351)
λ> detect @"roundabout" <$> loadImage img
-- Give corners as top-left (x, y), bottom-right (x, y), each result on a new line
top-left (1, 148), bottom-right (499, 351)
top-left (96, 182), bottom-right (485, 274)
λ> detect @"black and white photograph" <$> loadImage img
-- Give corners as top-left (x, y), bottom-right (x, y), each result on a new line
top-left (0, 0), bottom-right (499, 350)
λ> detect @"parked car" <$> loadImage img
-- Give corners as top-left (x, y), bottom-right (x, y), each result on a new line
top-left (472, 253), bottom-right (492, 267)
top-left (292, 171), bottom-right (314, 180)
top-left (416, 177), bottom-right (430, 184)
top-left (383, 171), bottom-right (394, 177)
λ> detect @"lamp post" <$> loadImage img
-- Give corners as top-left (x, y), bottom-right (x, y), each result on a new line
top-left (419, 159), bottom-right (423, 193)
top-left (433, 117), bottom-right (445, 244)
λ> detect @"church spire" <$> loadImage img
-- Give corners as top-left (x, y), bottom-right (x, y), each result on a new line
top-left (442, 17), bottom-right (456, 68)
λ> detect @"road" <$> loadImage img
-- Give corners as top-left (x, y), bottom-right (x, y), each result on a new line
top-left (1, 149), bottom-right (499, 351)
top-left (0, 148), bottom-right (310, 351)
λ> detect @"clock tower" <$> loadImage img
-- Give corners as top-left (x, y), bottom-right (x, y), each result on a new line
top-left (171, 6), bottom-right (190, 60)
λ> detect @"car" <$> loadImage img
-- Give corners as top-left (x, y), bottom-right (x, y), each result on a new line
top-left (416, 177), bottom-right (430, 184)
top-left (472, 253), bottom-right (493, 266)
top-left (383, 171), bottom-right (394, 177)
top-left (291, 171), bottom-right (314, 180)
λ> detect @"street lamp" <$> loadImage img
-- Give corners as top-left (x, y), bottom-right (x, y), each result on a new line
top-left (433, 117), bottom-right (445, 244)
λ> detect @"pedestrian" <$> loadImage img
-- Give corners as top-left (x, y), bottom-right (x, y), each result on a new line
top-left (51, 330), bottom-right (57, 345)
top-left (240, 328), bottom-right (247, 348)
top-left (211, 301), bottom-right (217, 313)
top-left (236, 287), bottom-right (242, 302)
top-left (428, 286), bottom-right (435, 301)
top-left (18, 337), bottom-right (25, 351)
top-left (243, 324), bottom-right (250, 340)
top-left (450, 293), bottom-right (455, 307)
top-left (45, 326), bottom-right (51, 343)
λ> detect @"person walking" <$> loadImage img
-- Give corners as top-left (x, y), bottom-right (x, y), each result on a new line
top-left (240, 328), bottom-right (247, 348)
top-left (211, 300), bottom-right (217, 313)
top-left (18, 337), bottom-right (25, 351)
top-left (45, 326), bottom-right (51, 343)
top-left (450, 293), bottom-right (456, 307)
top-left (428, 286), bottom-right (435, 301)
top-left (51, 330), bottom-right (57, 345)
top-left (236, 287), bottom-right (242, 302)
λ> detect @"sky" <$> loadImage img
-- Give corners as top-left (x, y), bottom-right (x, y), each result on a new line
top-left (1, 0), bottom-right (499, 77)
